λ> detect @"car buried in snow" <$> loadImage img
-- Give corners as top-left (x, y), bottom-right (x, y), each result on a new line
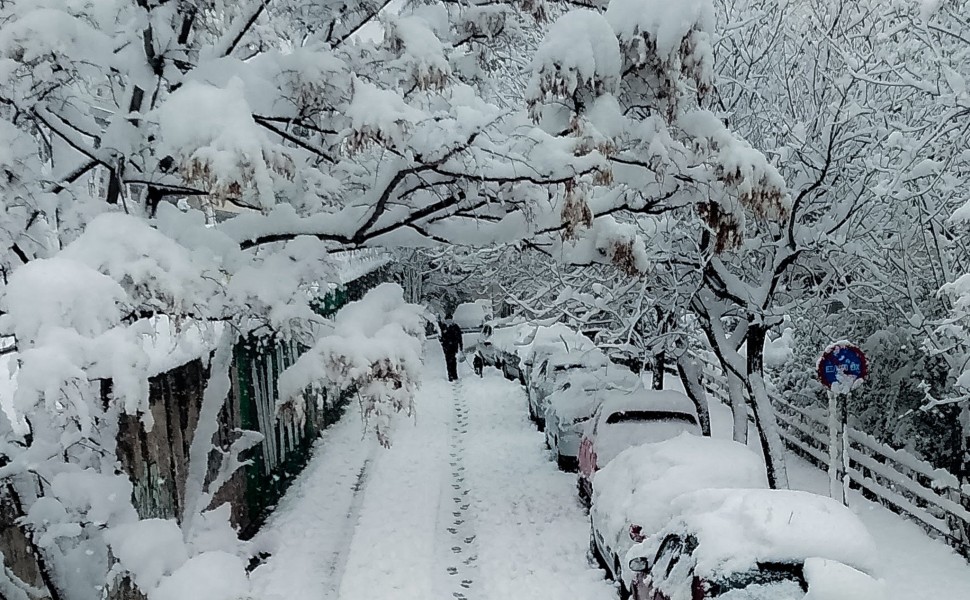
top-left (476, 319), bottom-right (529, 383)
top-left (626, 488), bottom-right (884, 600)
top-left (577, 389), bottom-right (702, 506)
top-left (542, 367), bottom-right (640, 471)
top-left (515, 323), bottom-right (601, 390)
top-left (588, 435), bottom-right (768, 591)
top-left (452, 300), bottom-right (492, 333)
top-left (527, 347), bottom-right (610, 430)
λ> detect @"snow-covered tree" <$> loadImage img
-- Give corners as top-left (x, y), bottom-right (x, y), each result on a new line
top-left (0, 0), bottom-right (792, 597)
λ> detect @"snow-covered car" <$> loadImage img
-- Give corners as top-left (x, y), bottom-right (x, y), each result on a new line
top-left (627, 488), bottom-right (883, 600)
top-left (527, 347), bottom-right (609, 430)
top-left (515, 323), bottom-right (600, 387)
top-left (452, 300), bottom-right (492, 332)
top-left (542, 369), bottom-right (641, 471)
top-left (588, 435), bottom-right (768, 586)
top-left (577, 390), bottom-right (701, 506)
top-left (477, 320), bottom-right (529, 382)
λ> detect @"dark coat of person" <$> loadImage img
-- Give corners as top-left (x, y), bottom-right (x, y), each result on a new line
top-left (440, 320), bottom-right (463, 381)
top-left (440, 321), bottom-right (463, 355)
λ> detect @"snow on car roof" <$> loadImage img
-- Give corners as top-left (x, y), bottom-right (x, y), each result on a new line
top-left (452, 302), bottom-right (490, 327)
top-left (592, 435), bottom-right (767, 548)
top-left (484, 322), bottom-right (531, 352)
top-left (654, 488), bottom-right (879, 578)
top-left (545, 346), bottom-right (609, 369)
top-left (598, 388), bottom-right (699, 420)
top-left (516, 323), bottom-right (599, 362)
top-left (546, 368), bottom-right (639, 422)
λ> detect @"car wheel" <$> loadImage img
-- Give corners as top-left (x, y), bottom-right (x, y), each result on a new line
top-left (557, 453), bottom-right (577, 473)
top-left (577, 477), bottom-right (591, 508)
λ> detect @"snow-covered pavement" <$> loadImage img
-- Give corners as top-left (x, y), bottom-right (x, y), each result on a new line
top-left (251, 343), bottom-right (616, 600)
top-left (252, 346), bottom-right (970, 600)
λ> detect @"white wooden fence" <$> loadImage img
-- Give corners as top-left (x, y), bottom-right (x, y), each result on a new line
top-left (700, 360), bottom-right (970, 559)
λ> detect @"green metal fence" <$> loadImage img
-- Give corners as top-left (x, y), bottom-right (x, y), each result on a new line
top-left (232, 266), bottom-right (389, 536)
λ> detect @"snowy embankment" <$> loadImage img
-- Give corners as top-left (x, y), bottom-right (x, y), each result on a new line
top-left (251, 343), bottom-right (615, 600)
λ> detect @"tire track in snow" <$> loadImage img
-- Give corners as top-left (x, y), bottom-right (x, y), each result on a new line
top-left (438, 379), bottom-right (480, 600)
top-left (321, 445), bottom-right (377, 599)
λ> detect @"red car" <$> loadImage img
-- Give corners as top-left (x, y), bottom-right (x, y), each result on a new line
top-left (577, 389), bottom-right (701, 506)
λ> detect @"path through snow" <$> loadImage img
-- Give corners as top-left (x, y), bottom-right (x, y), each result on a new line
top-left (252, 347), bottom-right (970, 600)
top-left (250, 343), bottom-right (616, 600)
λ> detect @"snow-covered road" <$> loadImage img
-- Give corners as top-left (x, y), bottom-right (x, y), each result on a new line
top-left (251, 343), bottom-right (616, 600)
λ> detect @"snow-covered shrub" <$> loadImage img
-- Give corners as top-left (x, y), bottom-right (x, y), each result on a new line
top-left (277, 283), bottom-right (426, 447)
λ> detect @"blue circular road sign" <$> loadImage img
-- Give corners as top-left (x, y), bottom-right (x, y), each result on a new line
top-left (817, 342), bottom-right (868, 389)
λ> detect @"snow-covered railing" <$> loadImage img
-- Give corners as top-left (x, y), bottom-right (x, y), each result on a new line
top-left (332, 248), bottom-right (391, 285)
top-left (699, 360), bottom-right (970, 559)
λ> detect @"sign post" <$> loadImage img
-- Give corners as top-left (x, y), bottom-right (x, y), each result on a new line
top-left (817, 341), bottom-right (868, 506)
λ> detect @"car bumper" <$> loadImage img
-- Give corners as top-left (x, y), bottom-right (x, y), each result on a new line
top-left (556, 429), bottom-right (582, 458)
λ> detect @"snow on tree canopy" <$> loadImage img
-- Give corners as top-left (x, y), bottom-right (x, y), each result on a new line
top-left (605, 0), bottom-right (714, 59)
top-left (382, 15), bottom-right (452, 90)
top-left (527, 10), bottom-right (621, 117)
top-left (61, 212), bottom-right (222, 316)
top-left (344, 78), bottom-right (427, 152)
top-left (2, 257), bottom-right (127, 345)
top-left (156, 78), bottom-right (295, 209)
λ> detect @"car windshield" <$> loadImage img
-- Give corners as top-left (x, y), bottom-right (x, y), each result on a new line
top-left (605, 410), bottom-right (698, 425)
top-left (709, 562), bottom-right (807, 597)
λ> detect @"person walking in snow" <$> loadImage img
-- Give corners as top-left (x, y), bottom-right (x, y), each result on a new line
top-left (440, 317), bottom-right (463, 382)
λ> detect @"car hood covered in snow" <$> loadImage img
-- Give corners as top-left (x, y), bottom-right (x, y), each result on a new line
top-left (645, 488), bottom-right (880, 579)
top-left (592, 435), bottom-right (767, 556)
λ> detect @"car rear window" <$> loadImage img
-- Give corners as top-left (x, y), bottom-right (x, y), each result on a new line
top-left (710, 562), bottom-right (807, 596)
top-left (605, 410), bottom-right (698, 425)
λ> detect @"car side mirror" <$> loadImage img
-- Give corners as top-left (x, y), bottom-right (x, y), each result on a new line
top-left (629, 557), bottom-right (649, 573)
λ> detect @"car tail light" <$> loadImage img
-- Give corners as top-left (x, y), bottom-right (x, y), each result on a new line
top-left (629, 524), bottom-right (645, 543)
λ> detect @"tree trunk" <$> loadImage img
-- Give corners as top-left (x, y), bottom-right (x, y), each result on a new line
top-left (725, 370), bottom-right (748, 444)
top-left (677, 355), bottom-right (711, 436)
top-left (746, 322), bottom-right (789, 489)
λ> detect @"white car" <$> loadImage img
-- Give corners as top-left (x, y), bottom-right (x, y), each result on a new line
top-left (578, 390), bottom-right (702, 506)
top-left (628, 488), bottom-right (884, 600)
top-left (588, 435), bottom-right (768, 586)
top-left (527, 348), bottom-right (609, 430)
top-left (543, 368), bottom-right (640, 471)
top-left (514, 323), bottom-right (600, 388)
top-left (477, 320), bottom-right (529, 382)
top-left (452, 300), bottom-right (492, 332)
